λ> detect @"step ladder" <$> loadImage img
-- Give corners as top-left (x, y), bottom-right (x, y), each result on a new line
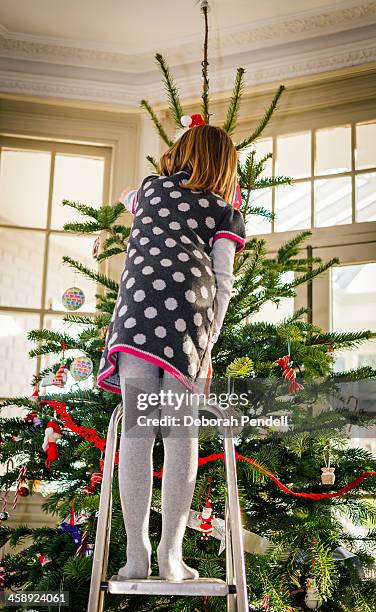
top-left (87, 398), bottom-right (249, 612)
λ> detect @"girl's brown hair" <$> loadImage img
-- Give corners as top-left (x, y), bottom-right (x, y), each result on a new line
top-left (159, 124), bottom-right (238, 204)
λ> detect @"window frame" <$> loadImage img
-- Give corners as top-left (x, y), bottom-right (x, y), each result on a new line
top-left (237, 115), bottom-right (376, 333)
top-left (0, 136), bottom-right (112, 397)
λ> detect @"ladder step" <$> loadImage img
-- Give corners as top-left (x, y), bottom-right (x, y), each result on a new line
top-left (108, 575), bottom-right (230, 596)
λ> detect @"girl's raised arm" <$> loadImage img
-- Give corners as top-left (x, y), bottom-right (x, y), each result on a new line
top-left (118, 186), bottom-right (139, 215)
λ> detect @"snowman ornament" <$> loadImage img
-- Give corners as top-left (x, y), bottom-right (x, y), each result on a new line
top-left (305, 578), bottom-right (322, 609)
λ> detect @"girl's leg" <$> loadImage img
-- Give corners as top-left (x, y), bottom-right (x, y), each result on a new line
top-left (117, 351), bottom-right (162, 579)
top-left (157, 371), bottom-right (200, 580)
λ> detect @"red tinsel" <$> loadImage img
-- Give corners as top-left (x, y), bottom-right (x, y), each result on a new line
top-left (275, 354), bottom-right (303, 394)
top-left (40, 400), bottom-right (106, 451)
top-left (41, 401), bottom-right (375, 500)
top-left (154, 452), bottom-right (376, 499)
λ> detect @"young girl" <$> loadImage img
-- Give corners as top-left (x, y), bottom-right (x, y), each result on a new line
top-left (97, 124), bottom-right (246, 581)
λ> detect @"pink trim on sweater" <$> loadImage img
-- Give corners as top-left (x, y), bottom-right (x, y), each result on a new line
top-left (131, 192), bottom-right (137, 214)
top-left (96, 344), bottom-right (198, 394)
top-left (212, 231), bottom-right (245, 253)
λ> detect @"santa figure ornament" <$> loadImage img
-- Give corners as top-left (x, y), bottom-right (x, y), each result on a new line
top-left (174, 113), bottom-right (206, 141)
top-left (198, 498), bottom-right (215, 540)
top-left (42, 420), bottom-right (62, 469)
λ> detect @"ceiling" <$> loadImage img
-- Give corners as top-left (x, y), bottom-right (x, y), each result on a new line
top-left (0, 0), bottom-right (375, 109)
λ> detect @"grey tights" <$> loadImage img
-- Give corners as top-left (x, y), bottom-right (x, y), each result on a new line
top-left (117, 351), bottom-right (200, 581)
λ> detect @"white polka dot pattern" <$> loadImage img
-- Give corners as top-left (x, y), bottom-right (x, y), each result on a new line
top-left (97, 170), bottom-right (246, 395)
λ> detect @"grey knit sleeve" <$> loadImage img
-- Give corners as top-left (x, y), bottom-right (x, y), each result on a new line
top-left (210, 238), bottom-right (237, 346)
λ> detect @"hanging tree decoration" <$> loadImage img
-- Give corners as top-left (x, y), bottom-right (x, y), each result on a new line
top-left (30, 374), bottom-right (40, 403)
top-left (40, 341), bottom-right (69, 388)
top-left (52, 341), bottom-right (69, 388)
top-left (0, 458), bottom-right (14, 521)
top-left (42, 420), bottom-right (62, 471)
top-left (37, 553), bottom-right (51, 566)
top-left (60, 503), bottom-right (89, 545)
top-left (197, 477), bottom-right (216, 541)
top-left (62, 286), bottom-right (85, 311)
top-left (304, 577), bottom-right (323, 610)
top-left (262, 594), bottom-right (270, 611)
top-left (70, 356), bottom-right (93, 381)
top-left (321, 444), bottom-right (336, 485)
top-left (12, 464), bottom-right (28, 511)
top-left (275, 354), bottom-right (303, 394)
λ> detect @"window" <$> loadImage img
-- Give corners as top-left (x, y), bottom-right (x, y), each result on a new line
top-left (0, 137), bottom-right (111, 398)
top-left (331, 263), bottom-right (376, 372)
top-left (242, 120), bottom-right (376, 235)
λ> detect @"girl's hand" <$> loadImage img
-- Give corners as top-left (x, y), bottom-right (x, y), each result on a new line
top-left (118, 185), bottom-right (137, 202)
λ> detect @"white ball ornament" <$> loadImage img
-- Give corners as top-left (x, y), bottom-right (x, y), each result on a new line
top-left (181, 115), bottom-right (192, 128)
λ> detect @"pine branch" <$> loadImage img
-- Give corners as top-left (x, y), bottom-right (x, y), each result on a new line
top-left (140, 99), bottom-right (173, 146)
top-left (253, 176), bottom-right (292, 189)
top-left (277, 231), bottom-right (313, 263)
top-left (331, 366), bottom-right (376, 381)
top-left (62, 202), bottom-right (126, 233)
top-left (155, 53), bottom-right (184, 129)
top-left (223, 67), bottom-right (246, 135)
top-left (62, 314), bottom-right (95, 325)
top-left (313, 330), bottom-right (373, 348)
top-left (247, 206), bottom-right (274, 220)
top-left (96, 246), bottom-right (126, 261)
top-left (61, 200), bottom-right (101, 219)
top-left (290, 259), bottom-right (339, 289)
top-left (61, 256), bottom-right (118, 292)
top-left (147, 155), bottom-right (161, 174)
top-left (236, 85), bottom-right (285, 150)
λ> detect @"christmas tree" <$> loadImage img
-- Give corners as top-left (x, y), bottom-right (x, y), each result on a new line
top-left (1, 3), bottom-right (375, 610)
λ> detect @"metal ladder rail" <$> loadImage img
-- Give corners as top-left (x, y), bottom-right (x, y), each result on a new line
top-left (87, 402), bottom-right (122, 612)
top-left (87, 401), bottom-right (249, 612)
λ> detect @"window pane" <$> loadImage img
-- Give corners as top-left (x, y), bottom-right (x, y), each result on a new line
top-left (356, 121), bottom-right (376, 170)
top-left (314, 176), bottom-right (352, 227)
top-left (315, 125), bottom-right (351, 175)
top-left (356, 172), bottom-right (376, 222)
top-left (51, 154), bottom-right (105, 230)
top-left (239, 139), bottom-right (273, 182)
top-left (275, 182), bottom-right (311, 232)
top-left (334, 339), bottom-right (376, 372)
top-left (250, 272), bottom-right (294, 323)
top-left (332, 263), bottom-right (376, 333)
top-left (0, 228), bottom-right (45, 308)
top-left (246, 188), bottom-right (272, 235)
top-left (0, 311), bottom-right (39, 397)
top-left (40, 315), bottom-right (94, 393)
top-left (45, 234), bottom-right (98, 312)
top-left (0, 149), bottom-right (50, 228)
top-left (276, 132), bottom-right (311, 179)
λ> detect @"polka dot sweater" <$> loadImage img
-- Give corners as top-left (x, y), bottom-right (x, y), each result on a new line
top-left (97, 169), bottom-right (246, 394)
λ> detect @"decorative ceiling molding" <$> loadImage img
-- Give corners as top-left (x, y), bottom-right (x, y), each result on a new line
top-left (1, 40), bottom-right (375, 110)
top-left (1, 1), bottom-right (376, 70)
top-left (0, 1), bottom-right (375, 107)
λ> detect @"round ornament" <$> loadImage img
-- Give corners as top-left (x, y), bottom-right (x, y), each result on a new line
top-left (62, 287), bottom-right (85, 311)
top-left (0, 510), bottom-right (9, 521)
top-left (70, 356), bottom-right (93, 381)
